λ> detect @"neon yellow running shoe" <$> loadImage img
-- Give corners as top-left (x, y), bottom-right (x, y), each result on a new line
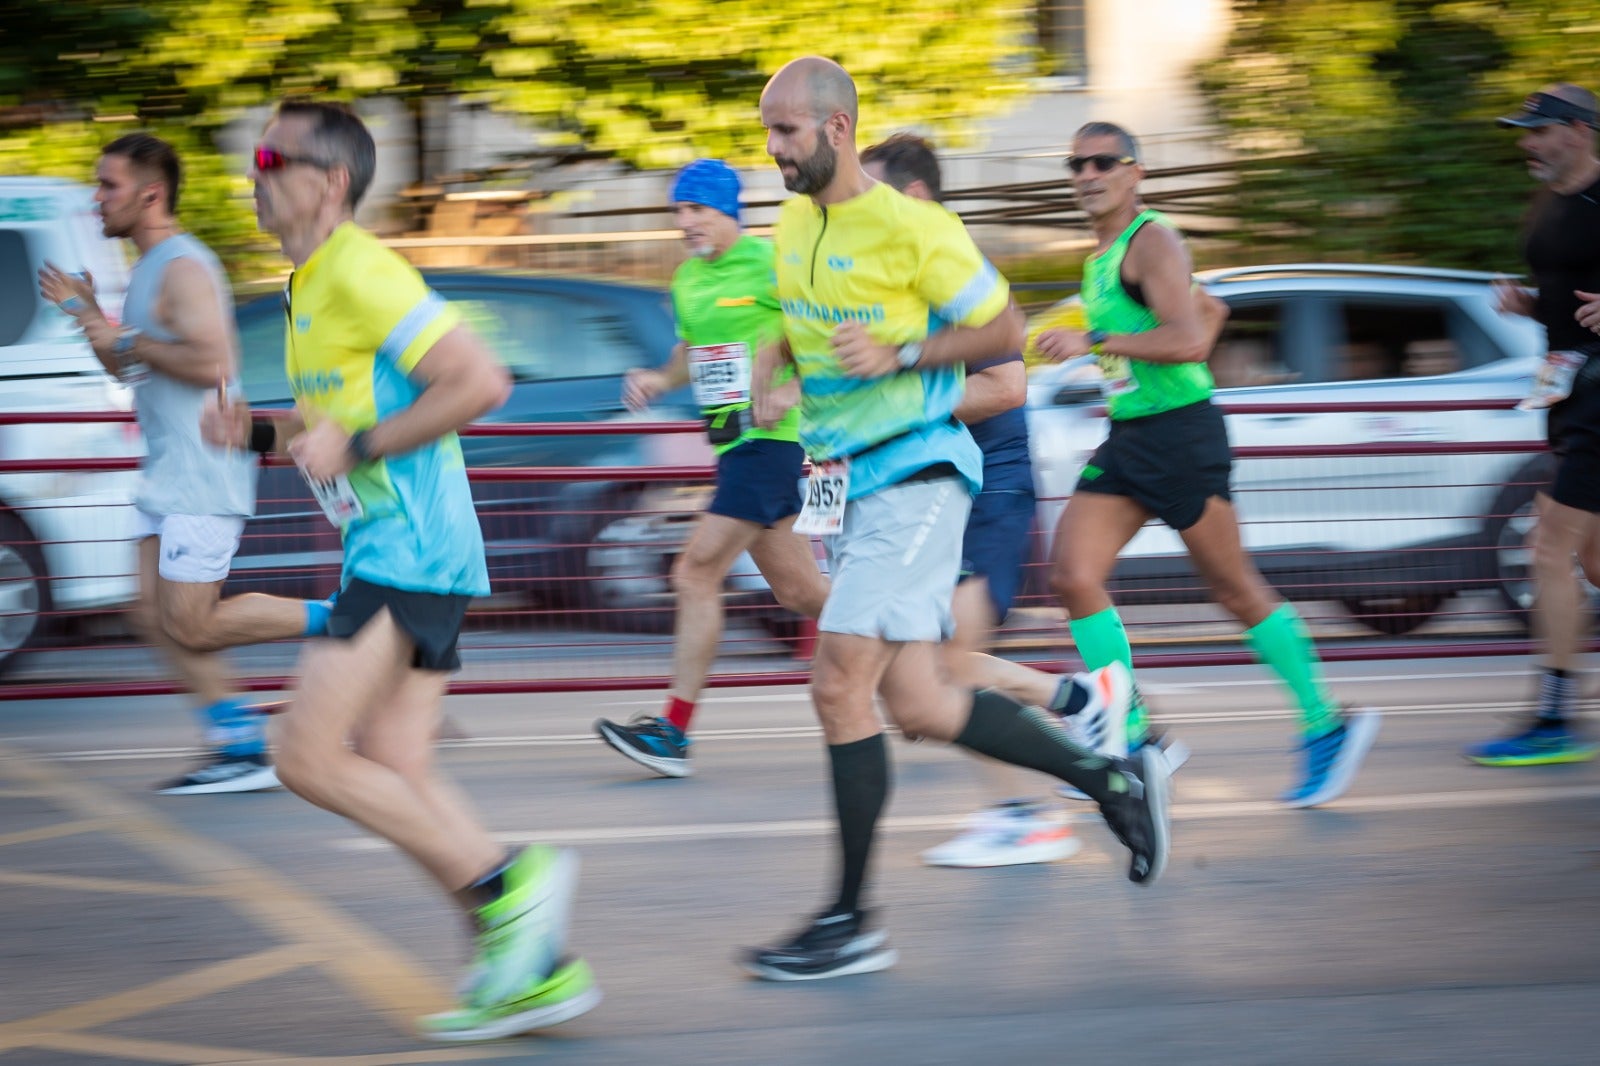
top-left (461, 845), bottom-right (578, 1008)
top-left (419, 956), bottom-right (601, 1042)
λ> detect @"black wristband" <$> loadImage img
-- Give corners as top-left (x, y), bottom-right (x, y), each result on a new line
top-left (248, 419), bottom-right (277, 456)
top-left (348, 428), bottom-right (375, 463)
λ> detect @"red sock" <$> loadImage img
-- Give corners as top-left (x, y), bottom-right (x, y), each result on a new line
top-left (664, 696), bottom-right (696, 733)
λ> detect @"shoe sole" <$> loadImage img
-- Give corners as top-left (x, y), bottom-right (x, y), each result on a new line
top-left (1133, 746), bottom-right (1171, 886)
top-left (594, 721), bottom-right (692, 778)
top-left (420, 984), bottom-right (603, 1041)
top-left (156, 764), bottom-right (281, 795)
top-left (1466, 746), bottom-right (1599, 767)
top-left (740, 947), bottom-right (899, 982)
top-left (1281, 708), bottom-right (1382, 809)
top-left (921, 836), bottom-right (1082, 868)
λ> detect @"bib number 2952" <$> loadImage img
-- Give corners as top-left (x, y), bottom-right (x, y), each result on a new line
top-left (794, 458), bottom-right (849, 535)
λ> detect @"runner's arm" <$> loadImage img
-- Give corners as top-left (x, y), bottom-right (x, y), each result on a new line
top-left (954, 357), bottom-right (1025, 424)
top-left (84, 258), bottom-right (235, 387)
top-left (1094, 225), bottom-right (1211, 365)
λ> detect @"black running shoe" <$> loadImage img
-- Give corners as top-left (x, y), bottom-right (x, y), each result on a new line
top-left (739, 910), bottom-right (898, 981)
top-left (155, 752), bottom-right (280, 795)
top-left (1097, 745), bottom-right (1171, 885)
top-left (594, 715), bottom-right (691, 778)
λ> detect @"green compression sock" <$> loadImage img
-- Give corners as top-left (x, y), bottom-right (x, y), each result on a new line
top-left (1069, 606), bottom-right (1146, 744)
top-left (1243, 602), bottom-right (1340, 737)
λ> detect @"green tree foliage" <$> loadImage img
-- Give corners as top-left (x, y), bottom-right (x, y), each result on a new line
top-left (2, 0), bottom-right (1033, 276)
top-left (1198, 0), bottom-right (1600, 270)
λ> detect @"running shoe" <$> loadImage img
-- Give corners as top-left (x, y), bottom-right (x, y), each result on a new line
top-left (1097, 745), bottom-right (1171, 886)
top-left (921, 800), bottom-right (1081, 868)
top-left (1280, 708), bottom-right (1382, 808)
top-left (1055, 662), bottom-right (1133, 758)
top-left (155, 752), bottom-right (279, 795)
top-left (594, 714), bottom-right (691, 778)
top-left (1464, 722), bottom-right (1599, 767)
top-left (740, 910), bottom-right (898, 981)
top-left (419, 955), bottom-right (601, 1042)
top-left (462, 845), bottom-right (579, 1008)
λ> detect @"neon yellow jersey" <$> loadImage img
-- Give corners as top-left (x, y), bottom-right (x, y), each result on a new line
top-left (286, 222), bottom-right (489, 596)
top-left (774, 183), bottom-right (1009, 497)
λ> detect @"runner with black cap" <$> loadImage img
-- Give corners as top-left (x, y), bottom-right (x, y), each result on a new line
top-left (1466, 83), bottom-right (1600, 766)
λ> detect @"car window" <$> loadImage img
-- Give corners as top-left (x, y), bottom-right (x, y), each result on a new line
top-left (1210, 300), bottom-right (1302, 388)
top-left (0, 230), bottom-right (38, 347)
top-left (451, 290), bottom-right (647, 381)
top-left (1330, 297), bottom-right (1495, 381)
top-left (236, 300), bottom-right (292, 405)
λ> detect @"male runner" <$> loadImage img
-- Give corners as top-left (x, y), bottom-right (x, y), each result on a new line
top-left (1033, 121), bottom-right (1380, 807)
top-left (741, 58), bottom-right (1171, 982)
top-left (594, 158), bottom-right (827, 776)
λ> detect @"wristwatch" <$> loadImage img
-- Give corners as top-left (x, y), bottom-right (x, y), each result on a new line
top-left (896, 340), bottom-right (924, 369)
top-left (1085, 329), bottom-right (1110, 353)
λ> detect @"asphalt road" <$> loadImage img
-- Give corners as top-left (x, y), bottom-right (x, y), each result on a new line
top-left (0, 656), bottom-right (1597, 1065)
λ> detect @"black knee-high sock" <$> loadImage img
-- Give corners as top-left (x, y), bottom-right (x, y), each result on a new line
top-left (828, 733), bottom-right (890, 918)
top-left (955, 689), bottom-right (1122, 803)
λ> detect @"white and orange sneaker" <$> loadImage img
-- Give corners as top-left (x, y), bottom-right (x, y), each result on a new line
top-left (921, 800), bottom-right (1081, 868)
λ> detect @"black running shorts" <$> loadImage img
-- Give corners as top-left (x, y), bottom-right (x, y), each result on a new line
top-left (325, 578), bottom-right (473, 672)
top-left (1074, 399), bottom-right (1232, 531)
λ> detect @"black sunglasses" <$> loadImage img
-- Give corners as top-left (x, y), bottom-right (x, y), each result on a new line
top-left (1066, 153), bottom-right (1136, 175)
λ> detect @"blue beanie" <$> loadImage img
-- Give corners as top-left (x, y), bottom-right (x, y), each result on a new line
top-left (671, 158), bottom-right (742, 221)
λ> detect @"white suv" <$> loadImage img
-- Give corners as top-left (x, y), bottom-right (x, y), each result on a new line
top-left (0, 179), bottom-right (140, 675)
top-left (1025, 264), bottom-right (1550, 635)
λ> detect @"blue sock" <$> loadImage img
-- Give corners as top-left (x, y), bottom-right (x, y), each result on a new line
top-left (304, 596), bottom-right (333, 637)
top-left (199, 698), bottom-right (266, 758)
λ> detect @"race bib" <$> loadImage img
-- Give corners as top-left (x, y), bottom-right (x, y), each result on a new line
top-left (297, 461), bottom-right (364, 528)
top-left (1518, 350), bottom-right (1588, 411)
top-left (1098, 353), bottom-right (1139, 397)
top-left (794, 458), bottom-right (850, 535)
top-left (688, 343), bottom-right (752, 407)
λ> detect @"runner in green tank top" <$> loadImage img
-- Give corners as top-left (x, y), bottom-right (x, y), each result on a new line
top-left (1033, 121), bottom-right (1381, 810)
top-left (594, 159), bottom-right (827, 778)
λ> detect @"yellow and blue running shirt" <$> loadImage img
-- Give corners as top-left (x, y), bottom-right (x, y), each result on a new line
top-left (285, 222), bottom-right (490, 597)
top-left (773, 182), bottom-right (1009, 498)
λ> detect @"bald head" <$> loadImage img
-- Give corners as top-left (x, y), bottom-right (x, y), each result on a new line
top-left (762, 56), bottom-right (858, 128)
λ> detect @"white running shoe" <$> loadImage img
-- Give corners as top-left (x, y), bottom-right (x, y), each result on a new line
top-left (921, 802), bottom-right (1081, 868)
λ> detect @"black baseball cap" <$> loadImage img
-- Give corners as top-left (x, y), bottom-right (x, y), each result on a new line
top-left (1496, 91), bottom-right (1598, 129)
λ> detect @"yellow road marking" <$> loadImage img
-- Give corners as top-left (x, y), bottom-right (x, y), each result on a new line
top-left (0, 745), bottom-right (454, 1040)
top-left (0, 869), bottom-right (221, 897)
top-left (0, 944), bottom-right (318, 1046)
top-left (25, 1031), bottom-right (520, 1065)
top-left (0, 817), bottom-right (114, 848)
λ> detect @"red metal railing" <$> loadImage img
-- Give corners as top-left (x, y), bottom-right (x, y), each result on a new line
top-left (0, 404), bottom-right (1580, 700)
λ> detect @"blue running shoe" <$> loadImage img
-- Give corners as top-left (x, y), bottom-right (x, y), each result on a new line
top-left (594, 714), bottom-right (691, 778)
top-left (1465, 723), bottom-right (1599, 767)
top-left (1280, 708), bottom-right (1381, 808)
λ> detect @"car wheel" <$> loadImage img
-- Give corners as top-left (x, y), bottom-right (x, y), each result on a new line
top-left (1337, 594), bottom-right (1446, 636)
top-left (576, 502), bottom-right (684, 634)
top-left (1484, 455), bottom-right (1599, 632)
top-left (0, 509), bottom-right (52, 677)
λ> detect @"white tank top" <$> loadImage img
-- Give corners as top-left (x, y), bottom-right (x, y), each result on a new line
top-left (122, 233), bottom-right (255, 518)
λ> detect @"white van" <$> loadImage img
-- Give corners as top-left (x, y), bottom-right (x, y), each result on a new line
top-left (0, 178), bottom-right (141, 676)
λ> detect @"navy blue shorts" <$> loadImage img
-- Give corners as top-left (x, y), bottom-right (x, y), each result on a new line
top-left (708, 437), bottom-right (805, 528)
top-left (1076, 399), bottom-right (1232, 531)
top-left (960, 486), bottom-right (1036, 622)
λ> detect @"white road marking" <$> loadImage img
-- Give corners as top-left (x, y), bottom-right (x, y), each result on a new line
top-left (37, 699), bottom-right (1586, 762)
top-left (327, 783), bottom-right (1600, 851)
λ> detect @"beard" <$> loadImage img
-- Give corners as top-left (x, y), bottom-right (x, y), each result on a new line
top-left (777, 133), bottom-right (837, 195)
